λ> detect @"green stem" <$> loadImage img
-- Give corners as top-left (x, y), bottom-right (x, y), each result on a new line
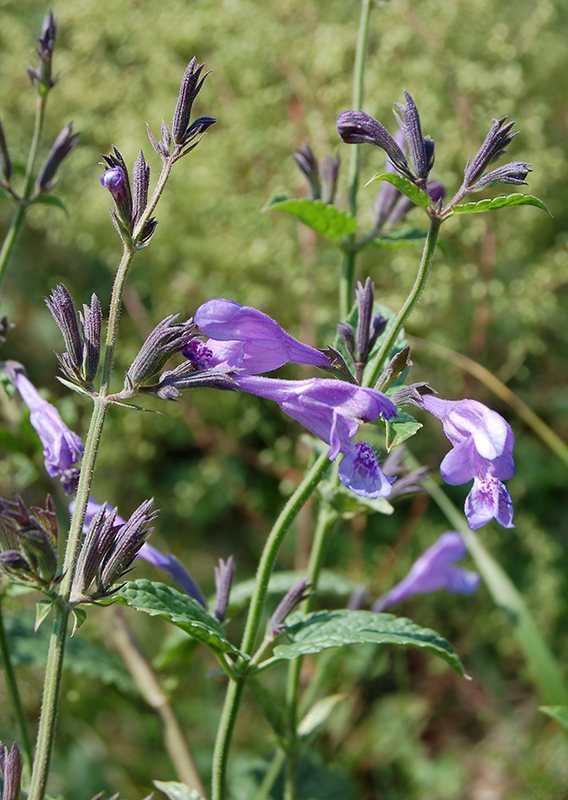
top-left (365, 215), bottom-right (441, 388)
top-left (283, 505), bottom-right (336, 800)
top-left (0, 95), bottom-right (47, 291)
top-left (26, 606), bottom-right (69, 800)
top-left (211, 451), bottom-right (331, 800)
top-left (0, 599), bottom-right (33, 769)
top-left (339, 0), bottom-right (373, 322)
top-left (27, 155), bottom-right (176, 800)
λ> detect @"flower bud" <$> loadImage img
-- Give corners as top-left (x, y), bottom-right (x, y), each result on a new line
top-left (214, 556), bottom-right (235, 622)
top-left (0, 741), bottom-right (22, 800)
top-left (35, 123), bottom-right (79, 193)
top-left (125, 316), bottom-right (197, 391)
top-left (270, 577), bottom-right (313, 636)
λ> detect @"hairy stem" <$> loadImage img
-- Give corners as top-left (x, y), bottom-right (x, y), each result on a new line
top-left (27, 156), bottom-right (176, 800)
top-left (365, 214), bottom-right (441, 388)
top-left (211, 451), bottom-right (331, 800)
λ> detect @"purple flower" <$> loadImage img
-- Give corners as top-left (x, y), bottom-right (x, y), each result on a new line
top-left (420, 395), bottom-right (515, 530)
top-left (100, 166), bottom-right (127, 198)
top-left (186, 299), bottom-right (331, 374)
top-left (11, 367), bottom-right (83, 494)
top-left (234, 375), bottom-right (397, 498)
top-left (71, 498), bottom-right (204, 601)
top-left (372, 532), bottom-right (480, 612)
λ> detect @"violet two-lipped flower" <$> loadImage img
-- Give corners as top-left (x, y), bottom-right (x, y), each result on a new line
top-left (419, 395), bottom-right (515, 530)
top-left (11, 367), bottom-right (83, 494)
top-left (372, 532), bottom-right (480, 612)
top-left (235, 375), bottom-right (397, 498)
top-left (185, 298), bottom-right (331, 375)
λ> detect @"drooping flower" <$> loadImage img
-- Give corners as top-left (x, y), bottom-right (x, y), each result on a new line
top-left (372, 532), bottom-right (480, 612)
top-left (8, 364), bottom-right (83, 494)
top-left (234, 375), bottom-right (397, 498)
top-left (419, 395), bottom-right (515, 529)
top-left (186, 298), bottom-right (331, 374)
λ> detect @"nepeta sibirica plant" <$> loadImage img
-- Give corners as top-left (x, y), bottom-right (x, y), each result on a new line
top-left (0, 6), bottom-right (565, 800)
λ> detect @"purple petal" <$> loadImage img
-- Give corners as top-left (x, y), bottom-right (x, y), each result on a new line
top-left (372, 532), bottom-right (480, 611)
top-left (464, 477), bottom-right (515, 530)
top-left (235, 376), bottom-right (396, 464)
top-left (14, 371), bottom-right (83, 491)
top-left (193, 299), bottom-right (330, 374)
top-left (138, 543), bottom-right (207, 606)
top-left (338, 442), bottom-right (395, 498)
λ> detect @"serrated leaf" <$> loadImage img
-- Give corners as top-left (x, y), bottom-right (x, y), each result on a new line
top-left (153, 780), bottom-right (205, 800)
top-left (450, 193), bottom-right (550, 216)
top-left (35, 599), bottom-right (56, 631)
top-left (539, 705), bottom-right (568, 733)
top-left (31, 193), bottom-right (69, 216)
top-left (386, 411), bottom-right (423, 450)
top-left (109, 580), bottom-right (244, 660)
top-left (372, 228), bottom-right (427, 249)
top-left (274, 610), bottom-right (465, 677)
top-left (365, 173), bottom-right (431, 211)
top-left (298, 693), bottom-right (346, 740)
top-left (264, 197), bottom-right (357, 242)
top-left (56, 377), bottom-right (94, 398)
top-left (227, 570), bottom-right (357, 616)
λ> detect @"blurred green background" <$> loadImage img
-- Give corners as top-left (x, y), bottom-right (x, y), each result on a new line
top-left (1, 0), bottom-right (568, 797)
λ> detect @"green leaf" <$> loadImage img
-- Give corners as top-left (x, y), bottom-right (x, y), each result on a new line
top-left (71, 607), bottom-right (87, 636)
top-left (274, 610), bottom-right (466, 677)
top-left (264, 197), bottom-right (357, 242)
top-left (298, 693), bottom-right (346, 740)
top-left (386, 411), bottom-right (423, 450)
top-left (539, 705), bottom-right (568, 733)
top-left (109, 580), bottom-right (244, 661)
top-left (323, 482), bottom-right (394, 518)
top-left (35, 599), bottom-right (56, 631)
top-left (56, 377), bottom-right (94, 398)
top-left (365, 173), bottom-right (431, 211)
top-left (450, 193), bottom-right (550, 216)
top-left (153, 780), bottom-right (205, 800)
top-left (372, 228), bottom-right (427, 249)
top-left (31, 193), bottom-right (69, 216)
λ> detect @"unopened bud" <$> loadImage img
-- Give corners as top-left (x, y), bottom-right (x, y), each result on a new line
top-left (269, 577), bottom-right (313, 636)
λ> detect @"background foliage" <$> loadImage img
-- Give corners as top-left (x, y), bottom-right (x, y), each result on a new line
top-left (1, 0), bottom-right (567, 797)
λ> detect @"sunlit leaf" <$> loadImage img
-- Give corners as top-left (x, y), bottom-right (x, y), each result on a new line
top-left (365, 173), bottom-right (431, 211)
top-left (450, 193), bottom-right (550, 216)
top-left (109, 580), bottom-right (244, 660)
top-left (386, 412), bottom-right (423, 450)
top-left (273, 609), bottom-right (466, 676)
top-left (264, 196), bottom-right (357, 242)
top-left (153, 780), bottom-right (206, 800)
